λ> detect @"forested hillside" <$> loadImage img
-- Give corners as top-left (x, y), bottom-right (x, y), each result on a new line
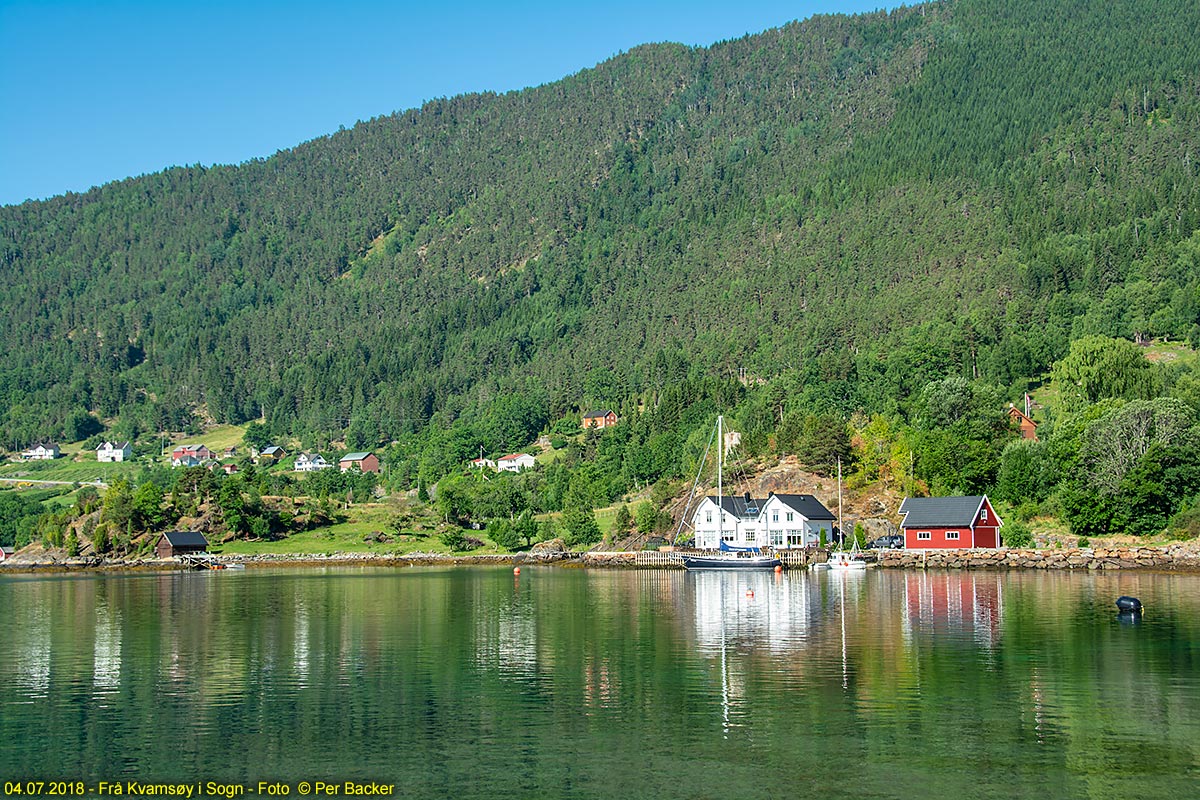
top-left (3, 0), bottom-right (1200, 460)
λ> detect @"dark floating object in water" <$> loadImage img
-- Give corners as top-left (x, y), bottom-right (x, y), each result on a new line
top-left (1117, 611), bottom-right (1143, 626)
top-left (1115, 596), bottom-right (1143, 613)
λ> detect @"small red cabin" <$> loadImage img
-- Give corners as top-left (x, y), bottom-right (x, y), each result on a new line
top-left (582, 410), bottom-right (617, 429)
top-left (156, 531), bottom-right (209, 559)
top-left (899, 496), bottom-right (1003, 549)
top-left (1008, 405), bottom-right (1038, 441)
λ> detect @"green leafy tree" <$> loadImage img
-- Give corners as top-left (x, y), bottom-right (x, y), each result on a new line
top-left (1051, 336), bottom-right (1156, 403)
top-left (561, 509), bottom-right (602, 548)
top-left (131, 482), bottom-right (166, 531)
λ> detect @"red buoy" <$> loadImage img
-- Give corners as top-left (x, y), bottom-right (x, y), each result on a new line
top-left (513, 567), bottom-right (521, 575)
top-left (774, 565), bottom-right (783, 574)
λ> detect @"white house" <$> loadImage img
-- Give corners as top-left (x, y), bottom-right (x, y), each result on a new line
top-left (691, 491), bottom-right (834, 550)
top-left (757, 493), bottom-right (836, 549)
top-left (21, 443), bottom-right (60, 460)
top-left (96, 441), bottom-right (132, 463)
top-left (496, 453), bottom-right (536, 473)
top-left (691, 494), bottom-right (765, 550)
top-left (294, 453), bottom-right (332, 472)
top-left (470, 457), bottom-right (497, 470)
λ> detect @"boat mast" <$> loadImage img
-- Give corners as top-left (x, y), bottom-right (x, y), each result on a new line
top-left (837, 456), bottom-right (843, 548)
top-left (717, 415), bottom-right (723, 545)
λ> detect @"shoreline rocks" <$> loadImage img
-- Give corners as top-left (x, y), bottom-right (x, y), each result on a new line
top-left (872, 544), bottom-right (1200, 571)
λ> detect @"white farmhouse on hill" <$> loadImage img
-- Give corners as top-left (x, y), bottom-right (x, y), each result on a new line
top-left (97, 441), bottom-right (132, 463)
top-left (496, 453), bottom-right (536, 473)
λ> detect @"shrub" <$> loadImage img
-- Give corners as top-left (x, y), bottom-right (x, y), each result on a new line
top-left (1002, 521), bottom-right (1033, 548)
top-left (1167, 505), bottom-right (1200, 540)
top-left (1077, 536), bottom-right (1090, 548)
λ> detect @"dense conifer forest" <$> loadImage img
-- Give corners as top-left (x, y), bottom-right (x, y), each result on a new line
top-left (3, 0), bottom-right (1200, 548)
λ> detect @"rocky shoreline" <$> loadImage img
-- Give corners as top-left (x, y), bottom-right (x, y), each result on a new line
top-left (872, 544), bottom-right (1200, 571)
top-left (5, 544), bottom-right (1200, 574)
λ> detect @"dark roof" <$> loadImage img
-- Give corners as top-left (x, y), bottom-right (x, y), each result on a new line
top-left (583, 409), bottom-right (614, 418)
top-left (899, 496), bottom-right (993, 528)
top-left (769, 493), bottom-right (836, 520)
top-left (161, 531), bottom-right (209, 547)
top-left (340, 451), bottom-right (374, 461)
top-left (706, 495), bottom-right (766, 519)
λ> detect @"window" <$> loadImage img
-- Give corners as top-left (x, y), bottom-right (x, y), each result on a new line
top-left (722, 532), bottom-right (735, 542)
top-left (772, 530), bottom-right (784, 546)
top-left (706, 511), bottom-right (712, 523)
top-left (772, 512), bottom-right (779, 522)
top-left (946, 530), bottom-right (960, 540)
top-left (917, 531), bottom-right (931, 541)
top-left (788, 532), bottom-right (803, 546)
top-left (786, 512), bottom-right (794, 522)
top-left (745, 530), bottom-right (756, 543)
top-left (981, 507), bottom-right (988, 522)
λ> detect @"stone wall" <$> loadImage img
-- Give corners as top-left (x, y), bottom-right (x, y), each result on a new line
top-left (874, 545), bottom-right (1200, 571)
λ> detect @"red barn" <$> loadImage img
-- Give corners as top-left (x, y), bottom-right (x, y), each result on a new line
top-left (899, 495), bottom-right (1003, 549)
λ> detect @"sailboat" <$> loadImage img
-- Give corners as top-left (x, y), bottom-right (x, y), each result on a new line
top-left (825, 457), bottom-right (868, 570)
top-left (680, 416), bottom-right (782, 570)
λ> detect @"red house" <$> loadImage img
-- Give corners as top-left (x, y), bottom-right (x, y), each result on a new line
top-left (582, 410), bottom-right (618, 429)
top-left (172, 443), bottom-right (213, 464)
top-left (339, 452), bottom-right (380, 473)
top-left (899, 495), bottom-right (1003, 549)
top-left (1008, 405), bottom-right (1038, 440)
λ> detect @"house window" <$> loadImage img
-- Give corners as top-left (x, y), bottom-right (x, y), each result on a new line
top-left (722, 532), bottom-right (735, 542)
top-left (946, 531), bottom-right (960, 540)
top-left (706, 512), bottom-right (712, 523)
top-left (786, 512), bottom-right (794, 522)
top-left (917, 531), bottom-right (931, 541)
top-left (788, 532), bottom-right (803, 546)
top-left (745, 530), bottom-right (756, 543)
top-left (772, 530), bottom-right (784, 546)
top-left (772, 512), bottom-right (779, 522)
top-left (981, 507), bottom-right (988, 522)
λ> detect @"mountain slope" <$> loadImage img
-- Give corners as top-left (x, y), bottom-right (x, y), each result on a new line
top-left (3, 0), bottom-right (1200, 448)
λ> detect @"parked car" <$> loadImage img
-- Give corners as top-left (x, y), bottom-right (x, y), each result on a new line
top-left (869, 534), bottom-right (904, 549)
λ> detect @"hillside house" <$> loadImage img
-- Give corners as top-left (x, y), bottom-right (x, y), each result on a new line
top-left (294, 453), bottom-right (333, 472)
top-left (259, 445), bottom-right (286, 462)
top-left (583, 410), bottom-right (618, 429)
top-left (21, 443), bottom-right (60, 460)
top-left (1, 546), bottom-right (14, 562)
top-left (220, 463), bottom-right (239, 475)
top-left (1008, 405), bottom-right (1038, 440)
top-left (339, 452), bottom-right (380, 473)
top-left (470, 457), bottom-right (497, 470)
top-left (155, 531), bottom-right (209, 558)
top-left (691, 491), bottom-right (835, 550)
top-left (899, 496), bottom-right (1003, 549)
top-left (171, 444), bottom-right (212, 466)
top-left (496, 453), bottom-right (536, 472)
top-left (223, 446), bottom-right (238, 458)
top-left (97, 441), bottom-right (132, 463)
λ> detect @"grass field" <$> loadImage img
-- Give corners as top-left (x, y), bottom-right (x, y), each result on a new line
top-left (0, 456), bottom-right (141, 484)
top-left (215, 502), bottom-right (508, 556)
top-left (172, 423), bottom-right (250, 454)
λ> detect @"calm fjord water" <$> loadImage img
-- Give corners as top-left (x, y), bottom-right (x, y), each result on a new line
top-left (2, 567), bottom-right (1198, 799)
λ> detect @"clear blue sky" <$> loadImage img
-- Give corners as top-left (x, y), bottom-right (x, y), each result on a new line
top-left (0, 1), bottom-right (884, 207)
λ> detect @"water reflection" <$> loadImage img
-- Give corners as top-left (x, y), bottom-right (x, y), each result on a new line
top-left (1, 567), bottom-right (1198, 800)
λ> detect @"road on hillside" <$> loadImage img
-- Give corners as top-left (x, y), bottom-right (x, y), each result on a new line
top-left (0, 477), bottom-right (108, 489)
